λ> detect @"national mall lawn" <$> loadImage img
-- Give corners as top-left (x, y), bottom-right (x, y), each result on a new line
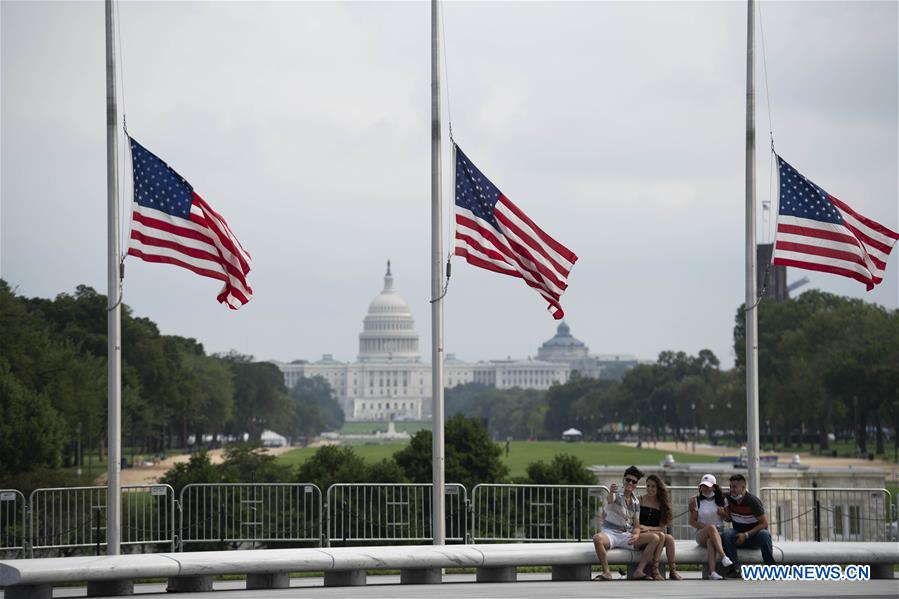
top-left (276, 437), bottom-right (711, 479)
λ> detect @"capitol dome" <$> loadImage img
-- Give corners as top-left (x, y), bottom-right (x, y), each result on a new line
top-left (358, 261), bottom-right (420, 363)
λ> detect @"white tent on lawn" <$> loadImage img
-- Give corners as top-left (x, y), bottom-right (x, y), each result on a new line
top-left (562, 428), bottom-right (583, 442)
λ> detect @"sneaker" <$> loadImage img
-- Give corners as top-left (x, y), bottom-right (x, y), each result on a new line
top-left (710, 571), bottom-right (724, 580)
top-left (720, 556), bottom-right (733, 568)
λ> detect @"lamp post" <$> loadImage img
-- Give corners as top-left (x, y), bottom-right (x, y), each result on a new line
top-left (725, 400), bottom-right (735, 445)
top-left (691, 402), bottom-right (697, 453)
top-left (661, 404), bottom-right (667, 444)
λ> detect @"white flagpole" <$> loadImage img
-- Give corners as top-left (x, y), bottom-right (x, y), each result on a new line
top-left (430, 0), bottom-right (446, 545)
top-left (744, 0), bottom-right (761, 494)
top-left (105, 0), bottom-right (123, 555)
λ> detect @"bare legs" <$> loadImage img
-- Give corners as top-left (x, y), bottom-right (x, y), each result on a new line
top-left (649, 531), bottom-right (681, 580)
top-left (696, 525), bottom-right (727, 579)
top-left (592, 532), bottom-right (660, 580)
top-left (592, 533), bottom-right (613, 580)
top-left (630, 533), bottom-right (660, 578)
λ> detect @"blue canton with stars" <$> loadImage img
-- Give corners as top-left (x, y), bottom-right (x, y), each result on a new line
top-left (777, 156), bottom-right (843, 225)
top-left (455, 145), bottom-right (502, 230)
top-left (130, 138), bottom-right (195, 218)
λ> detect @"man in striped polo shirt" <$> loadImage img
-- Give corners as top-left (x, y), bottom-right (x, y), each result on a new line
top-left (722, 473), bottom-right (775, 577)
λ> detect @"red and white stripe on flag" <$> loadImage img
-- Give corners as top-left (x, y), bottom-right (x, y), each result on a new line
top-left (128, 194), bottom-right (253, 309)
top-left (453, 143), bottom-right (577, 319)
top-left (126, 136), bottom-right (253, 309)
top-left (772, 157), bottom-right (897, 291)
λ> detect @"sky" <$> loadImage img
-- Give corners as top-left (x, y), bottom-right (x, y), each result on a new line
top-left (2, 1), bottom-right (896, 370)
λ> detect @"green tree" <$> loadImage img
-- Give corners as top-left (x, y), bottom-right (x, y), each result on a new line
top-left (0, 361), bottom-right (67, 477)
top-left (295, 445), bottom-right (368, 491)
top-left (159, 450), bottom-right (222, 496)
top-left (225, 354), bottom-right (292, 442)
top-left (521, 453), bottom-right (594, 485)
top-left (289, 376), bottom-right (343, 438)
top-left (543, 373), bottom-right (597, 438)
top-left (394, 414), bottom-right (509, 489)
top-left (218, 443), bottom-right (291, 483)
top-left (446, 383), bottom-right (547, 440)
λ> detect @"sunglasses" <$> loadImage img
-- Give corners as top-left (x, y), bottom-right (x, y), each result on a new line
top-left (624, 478), bottom-right (638, 485)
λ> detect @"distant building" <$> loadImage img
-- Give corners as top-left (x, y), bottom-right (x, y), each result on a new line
top-left (275, 262), bottom-right (432, 422)
top-left (537, 321), bottom-right (638, 379)
top-left (757, 243), bottom-right (789, 302)
top-left (274, 262), bottom-right (638, 421)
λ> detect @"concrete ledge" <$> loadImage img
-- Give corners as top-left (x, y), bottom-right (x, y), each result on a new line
top-left (869, 564), bottom-right (894, 580)
top-left (86, 579), bottom-right (134, 596)
top-left (551, 564), bottom-right (591, 581)
top-left (2, 584), bottom-right (52, 599)
top-left (166, 575), bottom-right (213, 592)
top-left (0, 541), bottom-right (896, 593)
top-left (400, 567), bottom-right (442, 584)
top-left (476, 566), bottom-right (516, 582)
top-left (246, 572), bottom-right (290, 589)
top-left (323, 570), bottom-right (366, 586)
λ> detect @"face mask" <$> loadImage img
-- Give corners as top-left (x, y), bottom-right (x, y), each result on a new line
top-left (731, 493), bottom-right (744, 502)
top-left (702, 490), bottom-right (714, 499)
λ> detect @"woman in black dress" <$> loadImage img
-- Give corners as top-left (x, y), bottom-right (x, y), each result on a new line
top-left (638, 474), bottom-right (683, 580)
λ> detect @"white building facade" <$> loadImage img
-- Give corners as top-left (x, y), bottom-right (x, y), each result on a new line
top-left (272, 263), bottom-right (572, 421)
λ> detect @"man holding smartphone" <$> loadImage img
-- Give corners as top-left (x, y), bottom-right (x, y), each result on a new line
top-left (592, 465), bottom-right (660, 580)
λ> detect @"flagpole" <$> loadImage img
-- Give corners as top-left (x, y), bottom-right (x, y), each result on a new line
top-left (744, 0), bottom-right (761, 495)
top-left (105, 0), bottom-right (123, 555)
top-left (430, 0), bottom-right (446, 546)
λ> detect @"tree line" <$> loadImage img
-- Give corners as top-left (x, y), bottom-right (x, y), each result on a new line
top-left (2, 280), bottom-right (896, 490)
top-left (0, 281), bottom-right (342, 489)
top-left (161, 414), bottom-right (594, 497)
top-left (449, 290), bottom-right (897, 457)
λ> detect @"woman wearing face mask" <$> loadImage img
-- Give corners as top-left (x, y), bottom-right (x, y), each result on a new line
top-left (688, 473), bottom-right (732, 580)
top-left (637, 474), bottom-right (682, 580)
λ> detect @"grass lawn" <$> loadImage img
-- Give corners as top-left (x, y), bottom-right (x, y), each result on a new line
top-left (277, 440), bottom-right (712, 479)
top-left (277, 443), bottom-right (408, 469)
top-left (500, 441), bottom-right (712, 478)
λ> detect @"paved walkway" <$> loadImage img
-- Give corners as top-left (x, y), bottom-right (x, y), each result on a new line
top-left (628, 441), bottom-right (899, 474)
top-left (29, 573), bottom-right (898, 599)
top-left (94, 446), bottom-right (295, 486)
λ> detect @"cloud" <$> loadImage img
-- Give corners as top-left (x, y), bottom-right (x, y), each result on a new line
top-left (2, 1), bottom-right (895, 370)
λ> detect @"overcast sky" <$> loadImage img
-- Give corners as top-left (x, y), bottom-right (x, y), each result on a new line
top-left (2, 1), bottom-right (896, 369)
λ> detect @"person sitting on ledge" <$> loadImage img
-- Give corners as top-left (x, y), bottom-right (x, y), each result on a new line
top-left (689, 473), bottom-right (733, 580)
top-left (592, 465), bottom-right (660, 581)
top-left (721, 473), bottom-right (775, 578)
top-left (638, 474), bottom-right (683, 580)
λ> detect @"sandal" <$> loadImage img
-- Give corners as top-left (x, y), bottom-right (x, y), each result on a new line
top-left (668, 562), bottom-right (683, 581)
top-left (592, 572), bottom-right (614, 581)
top-left (630, 570), bottom-right (654, 581)
top-left (650, 561), bottom-right (665, 581)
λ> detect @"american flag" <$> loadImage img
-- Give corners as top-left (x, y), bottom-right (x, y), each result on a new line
top-left (127, 137), bottom-right (253, 309)
top-left (453, 144), bottom-right (577, 319)
top-left (772, 155), bottom-right (897, 290)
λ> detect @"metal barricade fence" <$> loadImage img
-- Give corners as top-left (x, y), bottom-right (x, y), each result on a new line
top-left (29, 485), bottom-right (175, 555)
top-left (179, 483), bottom-right (322, 549)
top-left (470, 484), bottom-right (610, 542)
top-left (0, 489), bottom-right (27, 556)
top-left (326, 483), bottom-right (467, 545)
top-left (761, 487), bottom-right (893, 542)
top-left (894, 493), bottom-right (898, 542)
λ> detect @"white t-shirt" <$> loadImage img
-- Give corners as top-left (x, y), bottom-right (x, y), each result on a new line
top-left (696, 494), bottom-right (726, 527)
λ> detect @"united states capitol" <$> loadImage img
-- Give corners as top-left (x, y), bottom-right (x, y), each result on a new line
top-left (272, 262), bottom-right (638, 421)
